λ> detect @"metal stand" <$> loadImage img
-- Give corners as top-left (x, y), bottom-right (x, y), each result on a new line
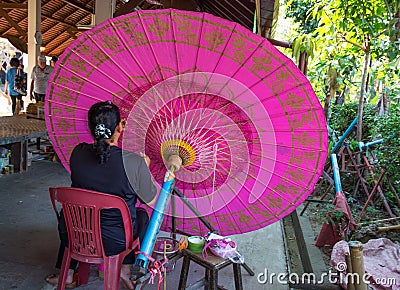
top-left (133, 186), bottom-right (254, 289)
top-left (170, 187), bottom-right (255, 277)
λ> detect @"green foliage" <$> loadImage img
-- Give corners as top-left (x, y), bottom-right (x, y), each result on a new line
top-left (372, 106), bottom-right (400, 188)
top-left (328, 103), bottom-right (400, 189)
top-left (329, 103), bottom-right (376, 141)
top-left (292, 34), bottom-right (316, 63)
top-left (319, 203), bottom-right (345, 225)
top-left (284, 0), bottom-right (319, 34)
top-left (284, 0), bottom-right (400, 109)
top-left (282, 0), bottom-right (400, 191)
top-left (365, 206), bottom-right (380, 216)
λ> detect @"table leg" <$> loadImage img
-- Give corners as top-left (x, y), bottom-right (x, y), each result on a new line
top-left (178, 255), bottom-right (190, 290)
top-left (233, 263), bottom-right (243, 290)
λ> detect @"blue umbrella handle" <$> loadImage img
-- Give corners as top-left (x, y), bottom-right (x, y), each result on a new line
top-left (134, 170), bottom-right (175, 270)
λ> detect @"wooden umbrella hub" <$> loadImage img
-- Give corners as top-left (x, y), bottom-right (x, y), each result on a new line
top-left (160, 139), bottom-right (195, 167)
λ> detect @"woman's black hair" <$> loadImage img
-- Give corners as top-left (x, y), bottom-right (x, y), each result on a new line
top-left (10, 58), bottom-right (20, 68)
top-left (88, 101), bottom-right (121, 164)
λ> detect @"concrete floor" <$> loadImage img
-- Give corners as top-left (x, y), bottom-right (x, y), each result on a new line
top-left (0, 159), bottom-right (291, 290)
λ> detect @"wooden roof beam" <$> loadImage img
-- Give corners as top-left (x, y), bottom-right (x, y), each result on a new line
top-left (41, 12), bottom-right (82, 30)
top-left (201, 2), bottom-right (235, 23)
top-left (60, 0), bottom-right (93, 14)
top-left (0, 8), bottom-right (27, 38)
top-left (0, 3), bottom-right (27, 10)
top-left (114, 0), bottom-right (144, 17)
top-left (66, 27), bottom-right (79, 39)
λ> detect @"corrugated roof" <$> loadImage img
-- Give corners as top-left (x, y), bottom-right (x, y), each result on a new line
top-left (0, 0), bottom-right (277, 57)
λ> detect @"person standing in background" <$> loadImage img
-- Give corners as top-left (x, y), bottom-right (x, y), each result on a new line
top-left (4, 57), bottom-right (25, 115)
top-left (50, 56), bottom-right (58, 68)
top-left (30, 55), bottom-right (53, 103)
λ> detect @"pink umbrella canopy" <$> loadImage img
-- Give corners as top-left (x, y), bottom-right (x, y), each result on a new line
top-left (45, 9), bottom-right (328, 236)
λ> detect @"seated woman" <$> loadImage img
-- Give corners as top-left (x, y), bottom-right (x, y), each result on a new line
top-left (46, 101), bottom-right (157, 289)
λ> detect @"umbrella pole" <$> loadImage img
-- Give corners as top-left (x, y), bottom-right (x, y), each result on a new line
top-left (133, 171), bottom-right (175, 274)
top-left (133, 155), bottom-right (182, 276)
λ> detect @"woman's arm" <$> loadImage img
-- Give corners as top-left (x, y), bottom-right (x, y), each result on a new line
top-left (123, 151), bottom-right (157, 204)
top-left (30, 79), bottom-right (35, 101)
top-left (3, 76), bottom-right (11, 105)
top-left (136, 157), bottom-right (157, 204)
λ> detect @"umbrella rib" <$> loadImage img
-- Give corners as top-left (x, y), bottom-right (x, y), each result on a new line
top-left (137, 11), bottom-right (168, 82)
top-left (110, 20), bottom-right (155, 84)
top-left (50, 66), bottom-right (119, 98)
top-left (222, 162), bottom-right (297, 216)
top-left (196, 173), bottom-right (239, 235)
top-left (212, 164), bottom-right (283, 225)
top-left (69, 46), bottom-right (132, 96)
top-left (231, 149), bottom-right (325, 189)
top-left (187, 20), bottom-right (238, 121)
top-left (186, 34), bottom-right (267, 127)
top-left (169, 10), bottom-right (180, 77)
top-left (170, 11), bottom-right (206, 131)
top-left (113, 14), bottom-right (181, 138)
top-left (211, 179), bottom-right (243, 234)
top-left (230, 158), bottom-right (313, 204)
top-left (47, 101), bottom-right (89, 114)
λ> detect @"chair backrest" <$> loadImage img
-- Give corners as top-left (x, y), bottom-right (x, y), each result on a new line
top-left (49, 187), bottom-right (133, 261)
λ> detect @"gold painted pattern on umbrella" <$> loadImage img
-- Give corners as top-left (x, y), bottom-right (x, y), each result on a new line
top-left (46, 9), bottom-right (328, 235)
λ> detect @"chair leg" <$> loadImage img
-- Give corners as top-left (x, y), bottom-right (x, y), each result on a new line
top-left (104, 256), bottom-right (123, 290)
top-left (77, 262), bottom-right (90, 286)
top-left (58, 251), bottom-right (71, 290)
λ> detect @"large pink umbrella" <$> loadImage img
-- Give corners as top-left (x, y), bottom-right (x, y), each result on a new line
top-left (45, 9), bottom-right (328, 236)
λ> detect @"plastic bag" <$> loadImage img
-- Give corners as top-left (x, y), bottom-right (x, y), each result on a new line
top-left (202, 233), bottom-right (244, 264)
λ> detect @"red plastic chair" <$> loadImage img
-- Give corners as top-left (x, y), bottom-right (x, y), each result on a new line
top-left (49, 187), bottom-right (140, 290)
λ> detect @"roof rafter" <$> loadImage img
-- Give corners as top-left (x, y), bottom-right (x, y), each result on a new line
top-left (114, 0), bottom-right (144, 17)
top-left (0, 8), bottom-right (27, 38)
top-left (41, 12), bottom-right (82, 30)
top-left (60, 0), bottom-right (93, 14)
top-left (0, 3), bottom-right (27, 10)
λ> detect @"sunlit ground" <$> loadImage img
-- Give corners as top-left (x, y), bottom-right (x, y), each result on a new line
top-left (0, 84), bottom-right (33, 117)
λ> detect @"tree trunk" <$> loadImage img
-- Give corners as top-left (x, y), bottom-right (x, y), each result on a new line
top-left (356, 39), bottom-right (370, 142)
top-left (324, 66), bottom-right (337, 118)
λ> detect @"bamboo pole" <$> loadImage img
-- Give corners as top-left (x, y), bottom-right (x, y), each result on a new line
top-left (356, 172), bottom-right (385, 223)
top-left (345, 253), bottom-right (355, 290)
top-left (377, 224), bottom-right (400, 232)
top-left (255, 0), bottom-right (261, 35)
top-left (164, 240), bottom-right (167, 290)
top-left (358, 216), bottom-right (400, 226)
top-left (349, 241), bottom-right (367, 290)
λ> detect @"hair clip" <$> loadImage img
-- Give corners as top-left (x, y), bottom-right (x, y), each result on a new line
top-left (95, 123), bottom-right (112, 139)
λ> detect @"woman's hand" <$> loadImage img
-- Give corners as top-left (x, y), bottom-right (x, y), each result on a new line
top-left (140, 152), bottom-right (150, 167)
top-left (2, 90), bottom-right (11, 105)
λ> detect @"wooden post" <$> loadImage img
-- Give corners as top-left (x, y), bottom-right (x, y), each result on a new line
top-left (349, 241), bottom-right (367, 290)
top-left (95, 0), bottom-right (116, 25)
top-left (28, 0), bottom-right (41, 93)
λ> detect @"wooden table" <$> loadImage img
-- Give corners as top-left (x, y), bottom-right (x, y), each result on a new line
top-left (0, 115), bottom-right (47, 172)
top-left (178, 249), bottom-right (243, 290)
